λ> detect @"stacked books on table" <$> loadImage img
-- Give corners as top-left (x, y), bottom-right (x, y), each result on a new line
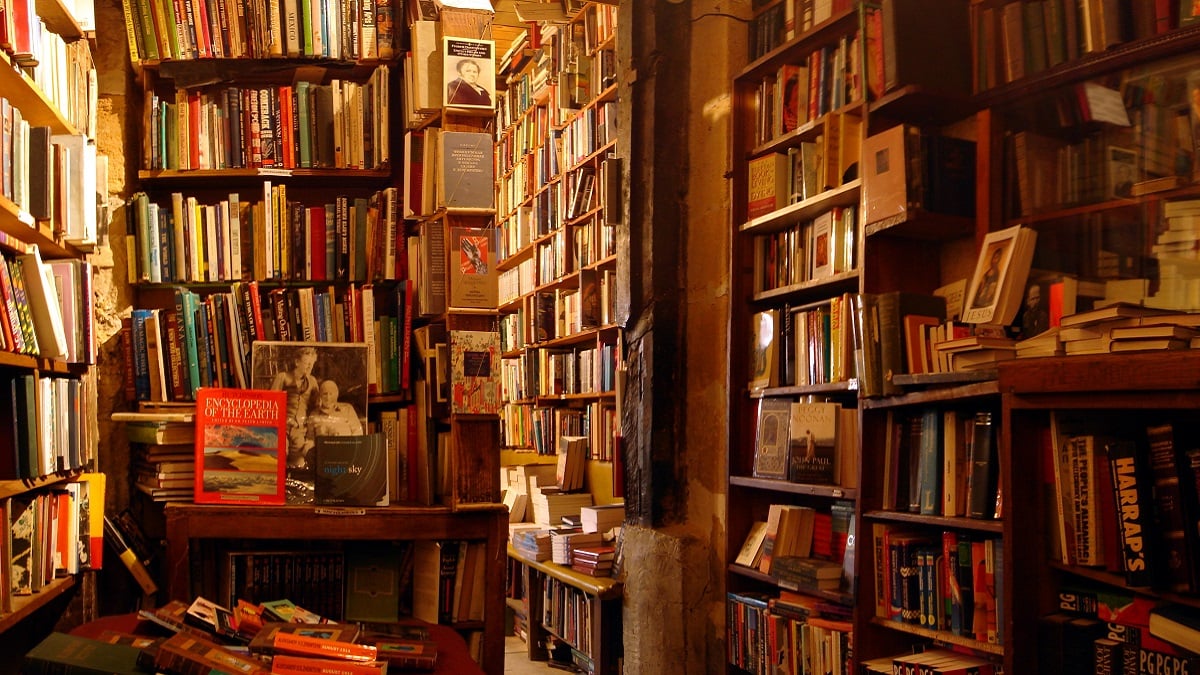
top-left (511, 524), bottom-right (553, 562)
top-left (570, 545), bottom-right (616, 577)
top-left (530, 485), bottom-right (593, 526)
top-left (24, 596), bottom-right (440, 674)
top-left (550, 530), bottom-right (603, 565)
top-left (580, 502), bottom-right (625, 534)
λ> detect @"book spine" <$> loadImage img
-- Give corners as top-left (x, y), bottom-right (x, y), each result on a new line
top-left (965, 412), bottom-right (996, 519)
top-left (1105, 439), bottom-right (1156, 588)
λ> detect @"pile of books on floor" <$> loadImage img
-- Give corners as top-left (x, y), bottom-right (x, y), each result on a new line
top-left (23, 596), bottom-right (439, 674)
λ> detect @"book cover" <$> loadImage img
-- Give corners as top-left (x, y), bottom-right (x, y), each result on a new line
top-left (965, 412), bottom-right (998, 519)
top-left (749, 309), bottom-right (779, 391)
top-left (248, 622), bottom-right (361, 655)
top-left (342, 543), bottom-right (404, 623)
top-left (1104, 439), bottom-right (1157, 588)
top-left (22, 632), bottom-right (145, 674)
top-left (155, 632), bottom-right (270, 675)
top-left (787, 401), bottom-right (838, 484)
top-left (747, 152), bottom-right (789, 220)
top-left (752, 397), bottom-right (791, 480)
top-left (194, 387), bottom-right (288, 505)
top-left (961, 225), bottom-right (1037, 326)
top-left (313, 433), bottom-right (389, 506)
top-left (439, 131), bottom-right (495, 211)
top-left (448, 225), bottom-right (498, 308)
top-left (449, 330), bottom-right (501, 415)
top-left (250, 341), bottom-right (369, 504)
top-left (442, 36), bottom-right (495, 109)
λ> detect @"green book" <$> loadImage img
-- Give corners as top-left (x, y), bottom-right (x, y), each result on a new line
top-left (296, 81), bottom-right (311, 168)
top-left (23, 632), bottom-right (146, 674)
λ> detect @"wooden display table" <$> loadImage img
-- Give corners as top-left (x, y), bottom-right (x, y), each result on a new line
top-left (164, 503), bottom-right (507, 675)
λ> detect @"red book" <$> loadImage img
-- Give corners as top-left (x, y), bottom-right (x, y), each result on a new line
top-left (309, 206), bottom-right (327, 280)
top-left (193, 387), bottom-right (287, 505)
top-left (279, 86), bottom-right (295, 169)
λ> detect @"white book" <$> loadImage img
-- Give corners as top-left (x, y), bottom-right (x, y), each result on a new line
top-left (283, 0), bottom-right (302, 56)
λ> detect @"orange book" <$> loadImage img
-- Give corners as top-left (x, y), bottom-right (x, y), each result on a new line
top-left (270, 654), bottom-right (387, 675)
top-left (272, 632), bottom-right (378, 662)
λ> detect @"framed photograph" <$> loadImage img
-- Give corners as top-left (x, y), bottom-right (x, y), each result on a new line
top-left (752, 398), bottom-right (791, 479)
top-left (250, 341), bottom-right (370, 504)
top-left (443, 37), bottom-right (496, 110)
top-left (961, 229), bottom-right (1018, 325)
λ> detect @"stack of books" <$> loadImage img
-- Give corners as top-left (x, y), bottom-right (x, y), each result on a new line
top-left (571, 545), bottom-right (616, 577)
top-left (550, 530), bottom-right (603, 565)
top-left (1057, 304), bottom-right (1199, 355)
top-left (530, 486), bottom-right (593, 526)
top-left (511, 526), bottom-right (553, 562)
top-left (580, 503), bottom-right (625, 534)
top-left (114, 410), bottom-right (197, 503)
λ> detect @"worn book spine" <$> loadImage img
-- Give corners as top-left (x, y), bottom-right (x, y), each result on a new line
top-left (1105, 439), bottom-right (1156, 588)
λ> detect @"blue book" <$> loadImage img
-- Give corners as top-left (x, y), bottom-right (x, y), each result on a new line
top-left (130, 309), bottom-right (153, 401)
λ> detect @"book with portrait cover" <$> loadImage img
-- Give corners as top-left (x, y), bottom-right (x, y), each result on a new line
top-left (787, 401), bottom-right (838, 484)
top-left (449, 330), bottom-right (501, 415)
top-left (448, 225), bottom-right (498, 309)
top-left (194, 387), bottom-right (288, 505)
top-left (314, 433), bottom-right (389, 506)
top-left (442, 37), bottom-right (496, 111)
top-left (250, 341), bottom-right (370, 504)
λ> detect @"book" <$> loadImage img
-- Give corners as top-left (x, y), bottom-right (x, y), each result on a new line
top-left (155, 632), bottom-right (270, 675)
top-left (965, 411), bottom-right (998, 519)
top-left (746, 152), bottom-right (790, 220)
top-left (250, 341), bottom-right (370, 504)
top-left (752, 397), bottom-right (791, 479)
top-left (194, 387), bottom-right (288, 505)
top-left (875, 291), bottom-right (947, 395)
top-left (270, 655), bottom-right (386, 675)
top-left (1145, 422), bottom-right (1199, 593)
top-left (248, 622), bottom-right (362, 655)
top-left (314, 433), bottom-right (389, 506)
top-left (439, 131), bottom-right (495, 211)
top-left (787, 401), bottom-right (838, 484)
top-left (962, 225), bottom-right (1037, 326)
top-left (749, 309), bottom-right (779, 391)
top-left (22, 632), bottom-right (145, 674)
top-left (734, 521), bottom-right (769, 568)
top-left (442, 36), bottom-right (496, 110)
top-left (1059, 302), bottom-right (1174, 328)
top-left (448, 330), bottom-right (501, 415)
top-left (18, 247), bottom-right (68, 359)
top-left (1104, 439), bottom-right (1157, 588)
top-left (342, 544), bottom-right (404, 623)
top-left (448, 226), bottom-right (498, 308)
top-left (1150, 604), bottom-right (1200, 654)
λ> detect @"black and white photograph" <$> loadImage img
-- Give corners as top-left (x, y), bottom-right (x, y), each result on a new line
top-left (443, 37), bottom-right (496, 109)
top-left (251, 341), bottom-right (369, 504)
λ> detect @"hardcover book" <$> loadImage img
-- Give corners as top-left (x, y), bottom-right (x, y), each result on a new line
top-left (961, 225), bottom-right (1037, 326)
top-left (442, 37), bottom-right (496, 110)
top-left (313, 433), bottom-right (389, 506)
top-left (787, 401), bottom-right (838, 484)
top-left (23, 632), bottom-right (144, 674)
top-left (747, 152), bottom-right (790, 220)
top-left (439, 132), bottom-right (496, 210)
top-left (752, 397), bottom-right (791, 480)
top-left (448, 330), bottom-right (501, 415)
top-left (155, 633), bottom-right (270, 675)
top-left (448, 226), bottom-right (498, 309)
top-left (248, 622), bottom-right (362, 655)
top-left (194, 387), bottom-right (288, 505)
top-left (250, 341), bottom-right (370, 504)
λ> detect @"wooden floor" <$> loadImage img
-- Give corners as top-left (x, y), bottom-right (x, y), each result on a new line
top-left (503, 634), bottom-right (563, 674)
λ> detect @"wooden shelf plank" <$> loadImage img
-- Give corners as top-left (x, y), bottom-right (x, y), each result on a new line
top-left (507, 545), bottom-right (623, 600)
top-left (0, 576), bottom-right (76, 634)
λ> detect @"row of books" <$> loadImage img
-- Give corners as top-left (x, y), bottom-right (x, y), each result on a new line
top-left (500, 340), bottom-right (619, 402)
top-left (971, 0), bottom-right (1176, 92)
top-left (500, 272), bottom-right (617, 347)
top-left (726, 590), bottom-right (853, 675)
top-left (500, 398), bottom-right (616, 461)
top-left (121, 0), bottom-right (399, 62)
top-left (143, 71), bottom-right (391, 172)
top-left (6, 16), bottom-right (96, 140)
top-left (412, 539), bottom-right (486, 626)
top-left (873, 527), bottom-right (1002, 643)
top-left (0, 252), bottom-right (94, 363)
top-left (748, 118), bottom-right (861, 224)
top-left (126, 186), bottom-right (404, 284)
top-left (1, 108), bottom-right (98, 248)
top-left (738, 500), bottom-right (854, 582)
top-left (750, 398), bottom-right (858, 488)
top-left (1, 474), bottom-right (104, 614)
top-left (880, 407), bottom-right (999, 521)
top-left (495, 110), bottom-right (563, 219)
top-left (750, 33), bottom-right (863, 147)
top-left (751, 203), bottom-right (857, 292)
top-left (750, 293), bottom-right (857, 391)
top-left (1, 373), bottom-right (95, 480)
top-left (1048, 416), bottom-right (1200, 595)
top-left (400, 128), bottom-right (495, 219)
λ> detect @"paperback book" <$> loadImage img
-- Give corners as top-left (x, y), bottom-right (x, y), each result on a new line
top-left (313, 433), bottom-right (389, 506)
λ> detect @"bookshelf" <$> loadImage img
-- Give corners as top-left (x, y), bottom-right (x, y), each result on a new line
top-left (494, 4), bottom-right (624, 673)
top-left (0, 0), bottom-right (100, 642)
top-left (731, 1), bottom-right (1200, 673)
top-left (726, 4), bottom-right (866, 673)
top-left (117, 1), bottom-right (507, 669)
